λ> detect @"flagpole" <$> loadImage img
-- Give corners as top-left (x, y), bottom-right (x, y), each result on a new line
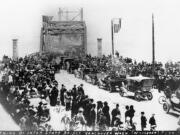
top-left (111, 19), bottom-right (114, 56)
top-left (152, 14), bottom-right (155, 76)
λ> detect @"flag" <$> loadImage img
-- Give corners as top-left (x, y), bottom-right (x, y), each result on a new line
top-left (113, 18), bottom-right (121, 33)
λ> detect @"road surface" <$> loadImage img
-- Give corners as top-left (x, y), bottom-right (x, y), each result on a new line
top-left (0, 103), bottom-right (20, 130)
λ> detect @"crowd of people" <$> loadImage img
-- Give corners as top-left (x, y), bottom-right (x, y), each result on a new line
top-left (66, 53), bottom-right (180, 96)
top-left (0, 53), bottom-right (160, 131)
top-left (0, 54), bottom-right (59, 130)
top-left (1, 52), bottom-right (180, 131)
top-left (59, 82), bottom-right (158, 131)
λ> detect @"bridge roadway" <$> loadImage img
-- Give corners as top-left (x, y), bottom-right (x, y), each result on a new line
top-left (0, 70), bottom-right (178, 131)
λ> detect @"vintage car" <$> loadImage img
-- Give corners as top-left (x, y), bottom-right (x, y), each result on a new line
top-left (162, 89), bottom-right (180, 114)
top-left (83, 68), bottom-right (99, 85)
top-left (97, 72), bottom-right (126, 92)
top-left (119, 75), bottom-right (154, 101)
top-left (63, 57), bottom-right (80, 73)
top-left (74, 63), bottom-right (86, 78)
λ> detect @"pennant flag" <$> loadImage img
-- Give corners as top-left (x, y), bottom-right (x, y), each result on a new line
top-left (113, 18), bottom-right (121, 33)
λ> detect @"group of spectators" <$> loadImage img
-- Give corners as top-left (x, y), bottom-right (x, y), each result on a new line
top-left (67, 53), bottom-right (180, 96)
top-left (1, 52), bottom-right (180, 131)
top-left (60, 83), bottom-right (157, 131)
top-left (0, 54), bottom-right (61, 131)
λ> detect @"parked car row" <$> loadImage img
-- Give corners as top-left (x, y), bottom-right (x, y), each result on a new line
top-left (74, 66), bottom-right (154, 102)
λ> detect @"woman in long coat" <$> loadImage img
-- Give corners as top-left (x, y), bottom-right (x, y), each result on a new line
top-left (49, 85), bottom-right (58, 106)
top-left (102, 102), bottom-right (111, 127)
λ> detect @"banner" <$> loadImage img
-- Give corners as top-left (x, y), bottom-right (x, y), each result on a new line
top-left (113, 18), bottom-right (121, 33)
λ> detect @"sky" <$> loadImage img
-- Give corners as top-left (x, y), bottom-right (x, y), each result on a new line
top-left (0, 0), bottom-right (180, 63)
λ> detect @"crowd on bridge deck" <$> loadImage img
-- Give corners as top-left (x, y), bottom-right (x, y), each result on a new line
top-left (65, 53), bottom-right (180, 94)
top-left (0, 52), bottom-right (180, 131)
top-left (0, 54), bottom-right (59, 130)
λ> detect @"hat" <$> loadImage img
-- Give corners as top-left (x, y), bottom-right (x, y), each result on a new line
top-left (100, 112), bottom-right (104, 115)
top-left (78, 107), bottom-right (84, 112)
top-left (39, 101), bottom-right (43, 105)
top-left (104, 101), bottom-right (108, 105)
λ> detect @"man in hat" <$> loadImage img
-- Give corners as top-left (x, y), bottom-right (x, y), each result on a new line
top-left (111, 104), bottom-right (121, 126)
top-left (89, 104), bottom-right (96, 131)
top-left (60, 84), bottom-right (67, 106)
top-left (97, 101), bottom-right (103, 123)
top-left (129, 105), bottom-right (135, 126)
top-left (49, 84), bottom-right (58, 106)
top-left (71, 85), bottom-right (78, 100)
top-left (141, 112), bottom-right (147, 131)
top-left (35, 102), bottom-right (42, 124)
top-left (78, 84), bottom-right (84, 96)
top-left (64, 90), bottom-right (72, 111)
top-left (102, 101), bottom-right (110, 127)
top-left (149, 113), bottom-right (157, 131)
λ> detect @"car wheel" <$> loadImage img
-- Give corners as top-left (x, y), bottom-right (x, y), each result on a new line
top-left (38, 126), bottom-right (46, 131)
top-left (135, 92), bottom-right (141, 101)
top-left (40, 115), bottom-right (51, 123)
top-left (158, 96), bottom-right (166, 104)
top-left (163, 102), bottom-right (170, 113)
top-left (146, 92), bottom-right (153, 100)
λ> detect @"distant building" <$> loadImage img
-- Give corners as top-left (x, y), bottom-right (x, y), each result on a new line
top-left (40, 8), bottom-right (87, 57)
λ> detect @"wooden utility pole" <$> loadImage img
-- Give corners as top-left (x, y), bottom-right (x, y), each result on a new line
top-left (111, 20), bottom-right (114, 56)
top-left (152, 14), bottom-right (155, 76)
top-left (81, 8), bottom-right (83, 21)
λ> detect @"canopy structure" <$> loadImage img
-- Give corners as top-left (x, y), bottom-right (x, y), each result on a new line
top-left (127, 75), bottom-right (154, 82)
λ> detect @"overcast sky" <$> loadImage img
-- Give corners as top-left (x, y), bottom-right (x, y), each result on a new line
top-left (0, 0), bottom-right (180, 63)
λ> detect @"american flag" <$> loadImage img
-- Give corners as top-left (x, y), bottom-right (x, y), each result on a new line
top-left (113, 18), bottom-right (121, 33)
